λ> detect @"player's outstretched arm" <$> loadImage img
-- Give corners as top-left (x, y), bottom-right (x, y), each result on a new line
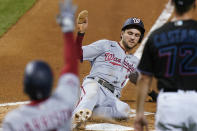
top-left (75, 10), bottom-right (88, 61)
top-left (57, 0), bottom-right (78, 75)
top-left (55, 0), bottom-right (80, 109)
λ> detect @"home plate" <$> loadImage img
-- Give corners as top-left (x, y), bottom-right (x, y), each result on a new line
top-left (86, 123), bottom-right (134, 130)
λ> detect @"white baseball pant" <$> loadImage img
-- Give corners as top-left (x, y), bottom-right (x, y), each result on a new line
top-left (74, 78), bottom-right (130, 119)
top-left (156, 90), bottom-right (197, 131)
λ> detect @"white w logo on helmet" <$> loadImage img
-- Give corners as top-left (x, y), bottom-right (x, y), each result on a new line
top-left (133, 18), bottom-right (140, 23)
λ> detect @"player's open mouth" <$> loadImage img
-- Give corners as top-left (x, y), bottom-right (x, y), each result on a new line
top-left (128, 41), bottom-right (135, 45)
top-left (129, 40), bottom-right (134, 43)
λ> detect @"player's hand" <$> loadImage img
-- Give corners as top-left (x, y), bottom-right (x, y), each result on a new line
top-left (77, 10), bottom-right (88, 33)
top-left (134, 113), bottom-right (149, 131)
top-left (57, 0), bottom-right (77, 32)
top-left (129, 71), bottom-right (139, 84)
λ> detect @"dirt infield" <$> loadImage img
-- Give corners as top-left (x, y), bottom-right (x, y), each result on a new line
top-left (0, 0), bottom-right (181, 129)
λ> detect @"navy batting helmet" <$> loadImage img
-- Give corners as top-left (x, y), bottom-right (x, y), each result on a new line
top-left (173, 0), bottom-right (195, 7)
top-left (172, 0), bottom-right (195, 15)
top-left (24, 61), bottom-right (53, 100)
top-left (121, 17), bottom-right (145, 43)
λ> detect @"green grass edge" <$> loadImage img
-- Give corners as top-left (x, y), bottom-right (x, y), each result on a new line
top-left (0, 0), bottom-right (37, 37)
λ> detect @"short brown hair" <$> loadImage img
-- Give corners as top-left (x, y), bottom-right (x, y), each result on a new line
top-left (172, 0), bottom-right (195, 15)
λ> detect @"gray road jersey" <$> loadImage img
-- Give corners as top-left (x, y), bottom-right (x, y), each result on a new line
top-left (2, 74), bottom-right (79, 131)
top-left (83, 39), bottom-right (139, 90)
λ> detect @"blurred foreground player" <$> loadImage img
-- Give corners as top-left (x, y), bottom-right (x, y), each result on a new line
top-left (2, 0), bottom-right (80, 130)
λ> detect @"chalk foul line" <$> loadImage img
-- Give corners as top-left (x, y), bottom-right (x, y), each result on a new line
top-left (0, 101), bottom-right (29, 107)
top-left (134, 0), bottom-right (174, 59)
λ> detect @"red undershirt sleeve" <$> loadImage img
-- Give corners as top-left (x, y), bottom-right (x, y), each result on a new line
top-left (76, 32), bottom-right (84, 62)
top-left (61, 32), bottom-right (78, 75)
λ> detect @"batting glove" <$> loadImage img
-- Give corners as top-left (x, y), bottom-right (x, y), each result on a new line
top-left (57, 0), bottom-right (77, 33)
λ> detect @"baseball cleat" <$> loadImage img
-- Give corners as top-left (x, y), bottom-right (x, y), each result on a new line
top-left (73, 109), bottom-right (92, 129)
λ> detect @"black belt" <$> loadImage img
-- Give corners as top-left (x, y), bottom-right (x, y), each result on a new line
top-left (87, 77), bottom-right (115, 93)
top-left (162, 88), bottom-right (197, 92)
